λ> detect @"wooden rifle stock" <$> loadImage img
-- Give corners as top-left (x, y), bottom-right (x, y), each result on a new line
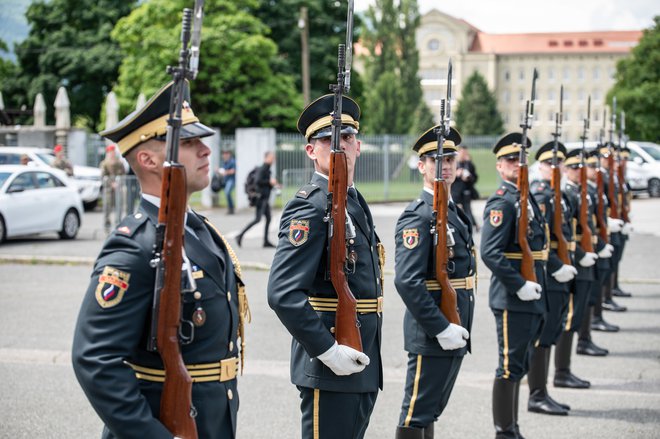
top-left (551, 166), bottom-right (571, 264)
top-left (617, 161), bottom-right (630, 223)
top-left (433, 180), bottom-right (460, 325)
top-left (595, 169), bottom-right (609, 243)
top-left (579, 165), bottom-right (595, 253)
top-left (156, 164), bottom-right (197, 439)
top-left (517, 164), bottom-right (537, 282)
top-left (607, 154), bottom-right (619, 220)
top-left (328, 151), bottom-right (362, 352)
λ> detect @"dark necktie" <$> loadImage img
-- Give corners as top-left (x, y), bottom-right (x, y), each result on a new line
top-left (348, 187), bottom-right (371, 235)
top-left (187, 213), bottom-right (225, 271)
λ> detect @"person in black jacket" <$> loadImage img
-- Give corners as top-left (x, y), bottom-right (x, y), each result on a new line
top-left (451, 145), bottom-right (479, 230)
top-left (236, 151), bottom-right (279, 247)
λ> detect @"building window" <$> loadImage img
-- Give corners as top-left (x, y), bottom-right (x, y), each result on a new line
top-left (518, 68), bottom-right (525, 82)
top-left (593, 89), bottom-right (602, 102)
top-left (504, 70), bottom-right (510, 82)
top-left (564, 111), bottom-right (570, 123)
top-left (549, 111), bottom-right (555, 122)
top-left (563, 89), bottom-right (571, 101)
top-left (594, 109), bottom-right (600, 122)
top-left (504, 113), bottom-right (510, 124)
top-left (428, 39), bottom-right (440, 51)
top-left (502, 90), bottom-right (510, 103)
top-left (518, 90), bottom-right (525, 102)
top-left (548, 67), bottom-right (555, 82)
top-left (548, 89), bottom-right (556, 102)
top-left (593, 67), bottom-right (600, 80)
top-left (609, 67), bottom-right (616, 79)
top-left (563, 67), bottom-right (570, 81)
top-left (578, 89), bottom-right (585, 102)
top-left (577, 66), bottom-right (585, 81)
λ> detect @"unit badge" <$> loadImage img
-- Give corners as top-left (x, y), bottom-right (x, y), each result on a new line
top-left (288, 219), bottom-right (310, 246)
top-left (489, 210), bottom-right (503, 227)
top-left (402, 228), bottom-right (419, 249)
top-left (95, 266), bottom-right (130, 308)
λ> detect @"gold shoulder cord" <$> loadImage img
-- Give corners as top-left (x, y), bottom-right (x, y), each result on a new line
top-left (207, 221), bottom-right (251, 375)
top-left (377, 242), bottom-right (386, 294)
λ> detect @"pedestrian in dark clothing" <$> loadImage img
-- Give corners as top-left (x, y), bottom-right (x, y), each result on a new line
top-left (221, 150), bottom-right (236, 214)
top-left (236, 151), bottom-right (279, 247)
top-left (451, 146), bottom-right (479, 230)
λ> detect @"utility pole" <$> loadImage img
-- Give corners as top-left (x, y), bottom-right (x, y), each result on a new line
top-left (299, 6), bottom-right (311, 105)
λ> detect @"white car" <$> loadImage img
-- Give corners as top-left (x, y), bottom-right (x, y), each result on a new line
top-left (0, 165), bottom-right (84, 243)
top-left (625, 141), bottom-right (660, 198)
top-left (0, 146), bottom-right (102, 209)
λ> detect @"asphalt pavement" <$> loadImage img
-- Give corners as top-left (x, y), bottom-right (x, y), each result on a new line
top-left (1, 197), bottom-right (659, 438)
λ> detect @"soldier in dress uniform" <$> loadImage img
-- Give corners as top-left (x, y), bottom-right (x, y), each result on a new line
top-left (526, 142), bottom-right (577, 416)
top-left (99, 144), bottom-right (126, 233)
top-left (267, 95), bottom-right (385, 439)
top-left (598, 143), bottom-right (628, 312)
top-left (554, 148), bottom-right (600, 390)
top-left (394, 127), bottom-right (475, 439)
top-left (52, 143), bottom-right (74, 176)
top-left (480, 133), bottom-right (548, 439)
top-left (72, 81), bottom-right (249, 439)
top-left (611, 145), bottom-right (634, 298)
top-left (577, 149), bottom-right (614, 354)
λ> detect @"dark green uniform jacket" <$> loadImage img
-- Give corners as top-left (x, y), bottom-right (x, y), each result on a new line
top-left (394, 189), bottom-right (476, 356)
top-left (72, 199), bottom-right (241, 439)
top-left (563, 180), bottom-right (600, 281)
top-left (531, 179), bottom-right (574, 292)
top-left (480, 180), bottom-right (549, 314)
top-left (267, 173), bottom-right (384, 393)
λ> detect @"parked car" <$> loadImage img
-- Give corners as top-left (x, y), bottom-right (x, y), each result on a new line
top-left (0, 165), bottom-right (84, 243)
top-left (0, 146), bottom-right (102, 209)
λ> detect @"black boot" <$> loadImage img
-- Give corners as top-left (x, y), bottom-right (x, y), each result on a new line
top-left (395, 426), bottom-right (424, 439)
top-left (612, 270), bottom-right (632, 297)
top-left (577, 339), bottom-right (609, 356)
top-left (527, 347), bottom-right (568, 416)
top-left (423, 422), bottom-right (434, 439)
top-left (493, 378), bottom-right (518, 439)
top-left (590, 316), bottom-right (619, 332)
top-left (512, 381), bottom-right (526, 438)
top-left (554, 332), bottom-right (591, 389)
top-left (544, 347), bottom-right (571, 410)
top-left (603, 274), bottom-right (627, 312)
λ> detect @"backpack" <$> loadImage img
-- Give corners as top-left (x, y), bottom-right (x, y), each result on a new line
top-left (245, 166), bottom-right (260, 206)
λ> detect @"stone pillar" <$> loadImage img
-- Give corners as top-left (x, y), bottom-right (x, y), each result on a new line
top-left (33, 93), bottom-right (46, 128)
top-left (105, 92), bottom-right (119, 131)
top-left (235, 128), bottom-right (276, 210)
top-left (54, 86), bottom-right (70, 149)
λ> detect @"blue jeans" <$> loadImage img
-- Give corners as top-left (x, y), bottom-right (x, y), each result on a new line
top-left (224, 178), bottom-right (235, 210)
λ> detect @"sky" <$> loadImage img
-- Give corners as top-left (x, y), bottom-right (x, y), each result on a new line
top-left (356, 0), bottom-right (657, 33)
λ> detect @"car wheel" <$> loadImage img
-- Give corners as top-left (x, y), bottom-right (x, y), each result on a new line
top-left (648, 178), bottom-right (660, 198)
top-left (0, 215), bottom-right (5, 243)
top-left (59, 209), bottom-right (80, 240)
top-left (83, 199), bottom-right (99, 211)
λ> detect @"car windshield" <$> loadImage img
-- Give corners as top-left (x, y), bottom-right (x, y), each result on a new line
top-left (640, 145), bottom-right (660, 161)
top-left (37, 152), bottom-right (56, 165)
top-left (0, 172), bottom-right (10, 188)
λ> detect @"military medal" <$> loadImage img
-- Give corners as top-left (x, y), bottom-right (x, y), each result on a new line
top-left (192, 307), bottom-right (206, 327)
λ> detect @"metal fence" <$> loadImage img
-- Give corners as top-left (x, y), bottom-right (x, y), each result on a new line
top-left (90, 132), bottom-right (500, 205)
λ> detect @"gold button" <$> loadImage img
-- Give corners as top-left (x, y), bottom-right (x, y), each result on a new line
top-left (193, 291), bottom-right (202, 300)
top-left (229, 341), bottom-right (234, 351)
top-left (227, 292), bottom-right (231, 302)
top-left (227, 389), bottom-right (233, 400)
top-left (330, 327), bottom-right (336, 334)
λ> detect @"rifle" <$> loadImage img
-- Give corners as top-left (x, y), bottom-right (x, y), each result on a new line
top-left (432, 59), bottom-right (460, 325)
top-left (617, 110), bottom-right (631, 223)
top-left (579, 96), bottom-right (595, 253)
top-left (550, 85), bottom-right (570, 264)
top-left (516, 68), bottom-right (538, 282)
top-left (326, 0), bottom-right (362, 352)
top-left (595, 108), bottom-right (609, 243)
top-left (147, 2), bottom-right (205, 438)
top-left (607, 98), bottom-right (620, 220)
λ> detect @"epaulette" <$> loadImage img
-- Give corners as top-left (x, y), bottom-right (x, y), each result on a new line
top-left (530, 180), bottom-right (547, 193)
top-left (114, 211), bottom-right (149, 238)
top-left (495, 185), bottom-right (509, 196)
top-left (405, 198), bottom-right (425, 212)
top-left (295, 183), bottom-right (321, 199)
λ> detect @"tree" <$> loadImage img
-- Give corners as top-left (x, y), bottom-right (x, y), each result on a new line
top-left (111, 0), bottom-right (301, 133)
top-left (454, 71), bottom-right (504, 135)
top-left (254, 0), bottom-right (364, 105)
top-left (0, 40), bottom-right (18, 86)
top-left (360, 0), bottom-right (424, 134)
top-left (3, 0), bottom-right (136, 128)
top-left (607, 16), bottom-right (660, 141)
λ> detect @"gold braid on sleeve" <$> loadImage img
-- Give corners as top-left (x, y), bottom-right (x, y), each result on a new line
top-left (207, 221), bottom-right (251, 375)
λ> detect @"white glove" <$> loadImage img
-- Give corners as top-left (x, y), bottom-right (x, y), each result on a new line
top-left (622, 222), bottom-right (634, 235)
top-left (598, 243), bottom-right (614, 258)
top-left (579, 252), bottom-right (598, 267)
top-left (608, 217), bottom-right (624, 233)
top-left (435, 323), bottom-right (469, 350)
top-left (551, 264), bottom-right (578, 283)
top-left (317, 342), bottom-right (370, 376)
top-left (516, 281), bottom-right (542, 301)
